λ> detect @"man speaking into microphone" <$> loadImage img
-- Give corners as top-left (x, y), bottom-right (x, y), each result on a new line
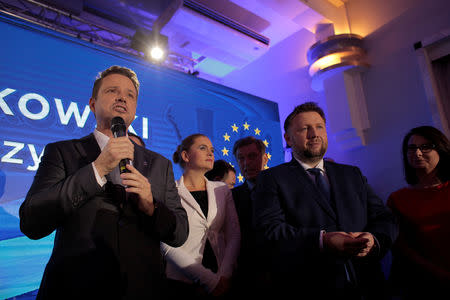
top-left (19, 65), bottom-right (189, 300)
top-left (111, 116), bottom-right (132, 179)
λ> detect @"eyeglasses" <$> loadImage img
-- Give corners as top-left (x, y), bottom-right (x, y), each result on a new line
top-left (407, 144), bottom-right (436, 153)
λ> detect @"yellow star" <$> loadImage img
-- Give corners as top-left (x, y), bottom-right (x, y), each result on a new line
top-left (254, 128), bottom-right (261, 135)
top-left (238, 173), bottom-right (244, 183)
top-left (221, 147), bottom-right (229, 156)
top-left (223, 132), bottom-right (230, 141)
top-left (243, 122), bottom-right (250, 130)
top-left (229, 162), bottom-right (235, 168)
top-left (263, 139), bottom-right (269, 147)
top-left (267, 152), bottom-right (272, 160)
top-left (231, 123), bottom-right (239, 132)
top-left (264, 164), bottom-right (269, 169)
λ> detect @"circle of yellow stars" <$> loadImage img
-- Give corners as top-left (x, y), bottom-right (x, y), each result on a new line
top-left (221, 121), bottom-right (272, 183)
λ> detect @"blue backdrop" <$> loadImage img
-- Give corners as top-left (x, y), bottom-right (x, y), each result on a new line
top-left (0, 12), bottom-right (284, 299)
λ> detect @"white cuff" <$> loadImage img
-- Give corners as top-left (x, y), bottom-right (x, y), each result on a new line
top-left (92, 162), bottom-right (107, 187)
top-left (319, 230), bottom-right (326, 251)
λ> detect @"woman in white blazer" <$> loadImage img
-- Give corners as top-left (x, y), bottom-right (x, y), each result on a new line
top-left (161, 133), bottom-right (241, 297)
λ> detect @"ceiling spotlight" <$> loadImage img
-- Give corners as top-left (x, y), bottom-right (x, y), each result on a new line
top-left (131, 29), bottom-right (168, 63)
top-left (149, 46), bottom-right (165, 61)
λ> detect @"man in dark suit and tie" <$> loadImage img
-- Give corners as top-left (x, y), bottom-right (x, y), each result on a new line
top-left (231, 136), bottom-right (271, 297)
top-left (252, 102), bottom-right (398, 300)
top-left (19, 65), bottom-right (189, 299)
top-left (232, 136), bottom-right (268, 235)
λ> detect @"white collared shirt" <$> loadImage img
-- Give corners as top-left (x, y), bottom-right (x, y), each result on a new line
top-left (292, 154), bottom-right (328, 186)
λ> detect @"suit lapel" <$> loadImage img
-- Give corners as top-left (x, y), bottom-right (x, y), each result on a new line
top-left (235, 181), bottom-right (251, 203)
top-left (324, 162), bottom-right (343, 220)
top-left (132, 143), bottom-right (151, 177)
top-left (75, 134), bottom-right (152, 186)
top-left (75, 134), bottom-right (101, 164)
top-left (288, 159), bottom-right (337, 220)
top-left (205, 180), bottom-right (217, 224)
top-left (177, 176), bottom-right (206, 219)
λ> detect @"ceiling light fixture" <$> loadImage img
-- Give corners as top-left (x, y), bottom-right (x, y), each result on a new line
top-left (131, 29), bottom-right (169, 63)
top-left (306, 33), bottom-right (369, 91)
top-left (307, 33), bottom-right (369, 78)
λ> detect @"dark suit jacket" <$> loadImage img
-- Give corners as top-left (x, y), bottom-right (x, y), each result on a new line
top-left (252, 158), bottom-right (398, 299)
top-left (19, 134), bottom-right (188, 299)
top-left (232, 181), bottom-right (272, 296)
top-left (232, 181), bottom-right (252, 244)
top-left (232, 181), bottom-right (254, 270)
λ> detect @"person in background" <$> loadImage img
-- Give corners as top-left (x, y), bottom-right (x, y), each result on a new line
top-left (19, 65), bottom-right (188, 299)
top-left (204, 159), bottom-right (236, 189)
top-left (252, 102), bottom-right (398, 300)
top-left (128, 131), bottom-right (145, 147)
top-left (161, 133), bottom-right (241, 298)
top-left (230, 136), bottom-right (270, 297)
top-left (387, 125), bottom-right (450, 299)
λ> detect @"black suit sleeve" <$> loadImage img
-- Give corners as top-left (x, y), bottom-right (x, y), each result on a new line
top-left (141, 157), bottom-right (188, 247)
top-left (252, 168), bottom-right (321, 262)
top-left (19, 141), bottom-right (102, 239)
top-left (356, 167), bottom-right (398, 257)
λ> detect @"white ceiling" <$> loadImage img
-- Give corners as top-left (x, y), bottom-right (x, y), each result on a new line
top-left (49, 0), bottom-right (343, 80)
top-left (2, 0), bottom-right (351, 80)
top-left (158, 0), bottom-right (324, 78)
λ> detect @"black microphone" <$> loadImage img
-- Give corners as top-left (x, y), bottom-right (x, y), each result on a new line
top-left (111, 116), bottom-right (131, 174)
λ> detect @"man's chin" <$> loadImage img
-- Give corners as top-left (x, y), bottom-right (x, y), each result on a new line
top-left (304, 149), bottom-right (326, 159)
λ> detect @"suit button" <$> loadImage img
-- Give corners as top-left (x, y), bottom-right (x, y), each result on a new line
top-left (72, 195), bottom-right (81, 207)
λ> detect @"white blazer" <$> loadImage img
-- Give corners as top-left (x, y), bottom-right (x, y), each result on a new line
top-left (161, 176), bottom-right (241, 293)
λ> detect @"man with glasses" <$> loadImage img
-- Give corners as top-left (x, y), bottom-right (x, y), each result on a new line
top-left (252, 102), bottom-right (398, 300)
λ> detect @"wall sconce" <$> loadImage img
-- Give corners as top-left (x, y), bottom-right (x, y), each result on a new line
top-left (307, 33), bottom-right (369, 89)
top-left (306, 32), bottom-right (372, 149)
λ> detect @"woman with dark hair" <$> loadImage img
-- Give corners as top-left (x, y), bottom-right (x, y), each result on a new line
top-left (387, 125), bottom-right (450, 299)
top-left (205, 159), bottom-right (236, 189)
top-left (161, 134), bottom-right (240, 298)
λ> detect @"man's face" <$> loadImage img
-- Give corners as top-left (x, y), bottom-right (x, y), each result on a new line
top-left (89, 73), bottom-right (137, 132)
top-left (284, 111), bottom-right (328, 163)
top-left (222, 170), bottom-right (236, 189)
top-left (235, 143), bottom-right (268, 182)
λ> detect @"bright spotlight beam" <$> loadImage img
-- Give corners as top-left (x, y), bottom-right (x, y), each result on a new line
top-left (149, 46), bottom-right (165, 60)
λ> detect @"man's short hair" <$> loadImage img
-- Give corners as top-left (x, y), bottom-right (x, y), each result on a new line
top-left (284, 101), bottom-right (326, 132)
top-left (232, 136), bottom-right (266, 157)
top-left (91, 65), bottom-right (140, 99)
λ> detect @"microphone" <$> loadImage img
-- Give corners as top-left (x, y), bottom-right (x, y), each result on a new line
top-left (111, 116), bottom-right (131, 174)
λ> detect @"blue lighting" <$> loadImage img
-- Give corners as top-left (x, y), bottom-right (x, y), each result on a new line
top-left (0, 11), bottom-right (284, 299)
